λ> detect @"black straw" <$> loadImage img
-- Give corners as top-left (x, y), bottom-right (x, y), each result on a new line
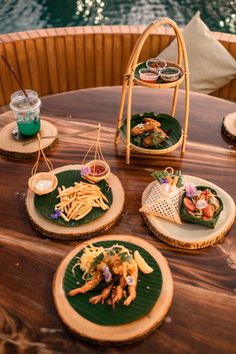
top-left (1, 55), bottom-right (32, 105)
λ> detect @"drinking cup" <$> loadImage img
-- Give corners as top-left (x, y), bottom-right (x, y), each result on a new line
top-left (10, 90), bottom-right (41, 137)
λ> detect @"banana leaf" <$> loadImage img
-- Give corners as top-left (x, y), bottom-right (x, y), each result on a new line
top-left (64, 240), bottom-right (162, 326)
top-left (119, 112), bottom-right (182, 150)
top-left (180, 186), bottom-right (223, 228)
top-left (34, 170), bottom-right (113, 227)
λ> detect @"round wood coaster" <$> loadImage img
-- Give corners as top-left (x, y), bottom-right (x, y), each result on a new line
top-left (53, 234), bottom-right (173, 344)
top-left (141, 175), bottom-right (236, 249)
top-left (25, 165), bottom-right (125, 240)
top-left (221, 112), bottom-right (236, 143)
top-left (0, 119), bottom-right (58, 159)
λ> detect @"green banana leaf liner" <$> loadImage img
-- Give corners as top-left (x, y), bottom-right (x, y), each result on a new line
top-left (63, 240), bottom-right (162, 326)
top-left (34, 170), bottom-right (113, 227)
top-left (119, 112), bottom-right (182, 150)
top-left (180, 186), bottom-right (223, 228)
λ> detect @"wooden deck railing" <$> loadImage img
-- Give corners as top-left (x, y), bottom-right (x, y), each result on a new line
top-left (0, 26), bottom-right (235, 106)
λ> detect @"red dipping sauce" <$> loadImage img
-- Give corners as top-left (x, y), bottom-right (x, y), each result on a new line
top-left (90, 164), bottom-right (106, 176)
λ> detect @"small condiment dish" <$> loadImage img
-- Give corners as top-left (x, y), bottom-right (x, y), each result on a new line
top-left (83, 160), bottom-right (110, 183)
top-left (139, 68), bottom-right (159, 83)
top-left (160, 66), bottom-right (181, 82)
top-left (28, 172), bottom-right (58, 195)
top-left (146, 58), bottom-right (167, 73)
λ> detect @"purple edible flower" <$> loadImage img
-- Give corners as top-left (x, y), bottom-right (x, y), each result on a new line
top-left (81, 166), bottom-right (91, 177)
top-left (50, 209), bottom-right (61, 219)
top-left (50, 213), bottom-right (59, 219)
top-left (160, 177), bottom-right (168, 184)
top-left (126, 275), bottom-right (135, 286)
top-left (102, 266), bottom-right (112, 283)
top-left (185, 183), bottom-right (198, 198)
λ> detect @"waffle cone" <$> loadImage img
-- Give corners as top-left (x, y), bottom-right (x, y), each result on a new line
top-left (140, 182), bottom-right (181, 224)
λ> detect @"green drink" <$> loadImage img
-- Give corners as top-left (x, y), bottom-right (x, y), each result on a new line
top-left (10, 90), bottom-right (41, 137)
top-left (16, 112), bottom-right (41, 136)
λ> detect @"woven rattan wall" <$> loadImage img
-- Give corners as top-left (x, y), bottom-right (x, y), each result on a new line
top-left (0, 26), bottom-right (235, 105)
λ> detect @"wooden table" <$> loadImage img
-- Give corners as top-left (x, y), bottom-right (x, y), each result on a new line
top-left (0, 87), bottom-right (235, 353)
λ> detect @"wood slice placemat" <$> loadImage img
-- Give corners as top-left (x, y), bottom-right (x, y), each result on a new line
top-left (26, 165), bottom-right (125, 240)
top-left (53, 234), bottom-right (173, 345)
top-left (0, 119), bottom-right (58, 159)
top-left (142, 175), bottom-right (236, 249)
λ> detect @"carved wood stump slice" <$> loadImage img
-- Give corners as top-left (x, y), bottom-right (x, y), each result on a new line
top-left (53, 234), bottom-right (173, 345)
top-left (141, 175), bottom-right (236, 249)
top-left (221, 112), bottom-right (236, 143)
top-left (25, 165), bottom-right (125, 240)
top-left (0, 119), bottom-right (58, 159)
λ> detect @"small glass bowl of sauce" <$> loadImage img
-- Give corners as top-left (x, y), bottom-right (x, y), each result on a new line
top-left (146, 58), bottom-right (167, 73)
top-left (160, 67), bottom-right (181, 82)
top-left (139, 68), bottom-right (159, 83)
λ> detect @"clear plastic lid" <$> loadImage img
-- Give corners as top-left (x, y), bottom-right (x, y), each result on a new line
top-left (10, 90), bottom-right (41, 111)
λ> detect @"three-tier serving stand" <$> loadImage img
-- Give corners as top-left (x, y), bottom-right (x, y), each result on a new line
top-left (115, 17), bottom-right (190, 164)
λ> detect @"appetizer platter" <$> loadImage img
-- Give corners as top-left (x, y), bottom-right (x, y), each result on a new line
top-left (115, 17), bottom-right (189, 164)
top-left (119, 112), bottom-right (183, 154)
top-left (141, 169), bottom-right (235, 249)
top-left (53, 234), bottom-right (173, 344)
top-left (25, 164), bottom-right (124, 240)
top-left (0, 119), bottom-right (58, 159)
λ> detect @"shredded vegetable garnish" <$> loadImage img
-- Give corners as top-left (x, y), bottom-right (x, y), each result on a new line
top-left (72, 243), bottom-right (132, 280)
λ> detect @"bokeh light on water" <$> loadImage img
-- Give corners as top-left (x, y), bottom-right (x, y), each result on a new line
top-left (0, 0), bottom-right (235, 34)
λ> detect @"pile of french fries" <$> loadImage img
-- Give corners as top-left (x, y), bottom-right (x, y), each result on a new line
top-left (55, 181), bottom-right (110, 222)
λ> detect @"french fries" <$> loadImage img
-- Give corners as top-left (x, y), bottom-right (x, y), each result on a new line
top-left (55, 181), bottom-right (110, 222)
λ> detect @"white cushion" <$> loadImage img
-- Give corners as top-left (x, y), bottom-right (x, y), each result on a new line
top-left (159, 11), bottom-right (236, 94)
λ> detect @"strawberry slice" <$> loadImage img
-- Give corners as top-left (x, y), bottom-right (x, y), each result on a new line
top-left (203, 216), bottom-right (211, 220)
top-left (203, 204), bottom-right (213, 218)
top-left (183, 197), bottom-right (195, 212)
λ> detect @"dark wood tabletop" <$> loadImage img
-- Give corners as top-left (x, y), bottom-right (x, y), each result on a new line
top-left (0, 86), bottom-right (236, 354)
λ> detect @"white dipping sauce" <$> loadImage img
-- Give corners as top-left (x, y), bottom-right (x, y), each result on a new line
top-left (35, 179), bottom-right (53, 191)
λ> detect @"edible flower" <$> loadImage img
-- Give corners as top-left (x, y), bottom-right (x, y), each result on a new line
top-left (185, 184), bottom-right (198, 198)
top-left (126, 275), bottom-right (135, 286)
top-left (137, 123), bottom-right (144, 129)
top-left (160, 177), bottom-right (168, 184)
top-left (81, 166), bottom-right (91, 177)
top-left (102, 266), bottom-right (112, 282)
top-left (50, 209), bottom-right (61, 219)
top-left (196, 199), bottom-right (208, 209)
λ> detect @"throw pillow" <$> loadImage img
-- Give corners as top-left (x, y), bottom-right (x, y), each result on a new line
top-left (158, 11), bottom-right (236, 94)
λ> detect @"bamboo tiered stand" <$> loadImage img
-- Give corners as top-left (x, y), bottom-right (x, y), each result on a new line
top-left (115, 17), bottom-right (190, 164)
